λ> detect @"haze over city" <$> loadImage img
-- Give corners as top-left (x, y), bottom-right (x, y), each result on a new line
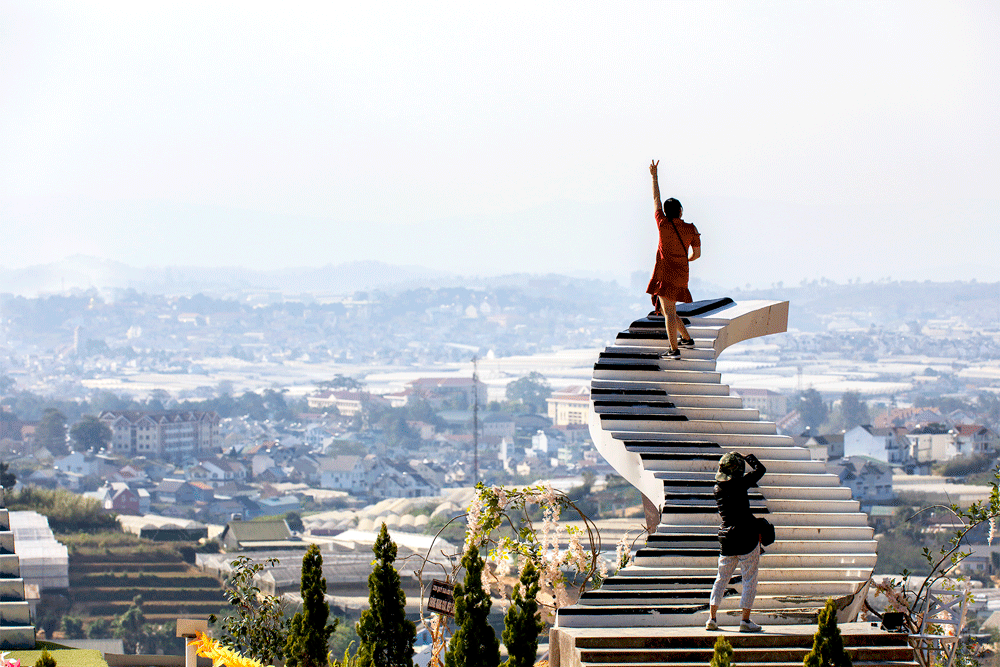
top-left (3, 2), bottom-right (999, 289)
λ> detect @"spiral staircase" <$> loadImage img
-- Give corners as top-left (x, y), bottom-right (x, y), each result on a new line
top-left (548, 298), bottom-right (899, 667)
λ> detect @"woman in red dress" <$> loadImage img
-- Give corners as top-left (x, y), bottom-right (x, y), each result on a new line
top-left (646, 160), bottom-right (701, 359)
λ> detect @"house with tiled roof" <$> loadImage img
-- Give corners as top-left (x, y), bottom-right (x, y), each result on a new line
top-left (827, 456), bottom-right (894, 504)
top-left (909, 423), bottom-right (953, 463)
top-left (405, 377), bottom-right (486, 410)
top-left (220, 519), bottom-right (300, 552)
top-left (951, 424), bottom-right (999, 458)
top-left (370, 460), bottom-right (438, 499)
top-left (546, 385), bottom-right (591, 427)
top-left (318, 455), bottom-right (369, 493)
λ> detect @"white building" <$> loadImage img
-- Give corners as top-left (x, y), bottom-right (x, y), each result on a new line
top-left (827, 456), bottom-right (894, 503)
top-left (844, 425), bottom-right (912, 466)
top-left (733, 388), bottom-right (788, 420)
top-left (318, 455), bottom-right (370, 493)
top-left (546, 386), bottom-right (591, 426)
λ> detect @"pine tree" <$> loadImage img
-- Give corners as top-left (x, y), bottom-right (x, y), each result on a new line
top-left (286, 545), bottom-right (336, 667)
top-left (445, 544), bottom-right (500, 667)
top-left (804, 598), bottom-right (853, 667)
top-left (710, 635), bottom-right (733, 667)
top-left (356, 523), bottom-right (416, 667)
top-left (502, 560), bottom-right (543, 667)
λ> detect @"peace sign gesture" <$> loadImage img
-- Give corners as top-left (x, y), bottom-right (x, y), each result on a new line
top-left (649, 160), bottom-right (659, 176)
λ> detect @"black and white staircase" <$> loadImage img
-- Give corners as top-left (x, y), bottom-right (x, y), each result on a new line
top-left (555, 298), bottom-right (876, 632)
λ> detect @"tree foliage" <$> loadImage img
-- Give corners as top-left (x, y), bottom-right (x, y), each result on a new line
top-left (209, 556), bottom-right (289, 665)
top-left (502, 560), bottom-right (543, 667)
top-left (285, 511), bottom-right (304, 533)
top-left (839, 392), bottom-right (870, 431)
top-left (803, 598), bottom-right (852, 667)
top-left (70, 415), bottom-right (112, 452)
top-left (355, 523), bottom-right (416, 667)
top-left (62, 615), bottom-right (86, 639)
top-left (115, 596), bottom-right (147, 654)
top-left (797, 389), bottom-right (828, 431)
top-left (446, 545), bottom-right (499, 667)
top-left (285, 545), bottom-right (337, 667)
top-left (505, 372), bottom-right (551, 413)
top-left (36, 408), bottom-right (68, 455)
top-left (88, 617), bottom-right (112, 639)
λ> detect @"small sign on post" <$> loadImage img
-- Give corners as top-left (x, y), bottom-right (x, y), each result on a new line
top-left (427, 579), bottom-right (455, 617)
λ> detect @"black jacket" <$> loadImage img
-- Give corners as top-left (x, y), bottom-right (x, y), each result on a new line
top-left (714, 454), bottom-right (766, 556)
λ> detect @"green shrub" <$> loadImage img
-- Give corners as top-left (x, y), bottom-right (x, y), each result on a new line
top-left (710, 635), bottom-right (733, 667)
top-left (804, 598), bottom-right (852, 667)
top-left (502, 560), bottom-right (542, 667)
top-left (34, 649), bottom-right (56, 667)
top-left (935, 454), bottom-right (993, 478)
top-left (6, 487), bottom-right (118, 534)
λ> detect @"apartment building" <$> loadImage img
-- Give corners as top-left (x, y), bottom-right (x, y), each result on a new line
top-left (99, 410), bottom-right (220, 462)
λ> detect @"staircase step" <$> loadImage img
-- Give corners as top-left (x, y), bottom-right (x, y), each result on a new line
top-left (632, 552), bottom-right (878, 569)
top-left (591, 379), bottom-right (733, 396)
top-left (595, 367), bottom-right (722, 382)
top-left (596, 405), bottom-right (760, 422)
top-left (609, 419), bottom-right (776, 435)
top-left (577, 645), bottom-right (915, 664)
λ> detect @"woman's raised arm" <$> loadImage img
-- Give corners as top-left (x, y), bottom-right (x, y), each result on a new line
top-left (650, 160), bottom-right (663, 216)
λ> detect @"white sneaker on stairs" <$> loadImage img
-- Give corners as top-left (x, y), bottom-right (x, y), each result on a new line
top-left (739, 620), bottom-right (762, 633)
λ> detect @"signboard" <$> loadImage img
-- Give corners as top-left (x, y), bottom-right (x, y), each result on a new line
top-left (427, 579), bottom-right (455, 617)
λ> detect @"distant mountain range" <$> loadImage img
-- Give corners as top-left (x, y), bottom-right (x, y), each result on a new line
top-left (0, 255), bottom-right (456, 297)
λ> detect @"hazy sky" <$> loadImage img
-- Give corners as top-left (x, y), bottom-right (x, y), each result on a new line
top-left (2, 2), bottom-right (998, 289)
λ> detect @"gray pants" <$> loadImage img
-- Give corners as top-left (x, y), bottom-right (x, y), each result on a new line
top-left (709, 542), bottom-right (761, 609)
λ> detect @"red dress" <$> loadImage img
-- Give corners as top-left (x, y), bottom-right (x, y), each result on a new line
top-left (646, 209), bottom-right (701, 303)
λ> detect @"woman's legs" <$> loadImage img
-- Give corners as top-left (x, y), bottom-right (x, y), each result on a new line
top-left (657, 297), bottom-right (692, 351)
top-left (708, 543), bottom-right (761, 624)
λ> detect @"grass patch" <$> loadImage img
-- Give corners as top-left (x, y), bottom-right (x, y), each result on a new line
top-left (5, 647), bottom-right (108, 667)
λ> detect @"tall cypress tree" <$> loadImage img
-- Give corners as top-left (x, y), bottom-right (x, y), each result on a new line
top-left (285, 545), bottom-right (336, 667)
top-left (356, 523), bottom-right (416, 667)
top-left (502, 560), bottom-right (543, 667)
top-left (804, 598), bottom-right (853, 667)
top-left (445, 545), bottom-right (499, 667)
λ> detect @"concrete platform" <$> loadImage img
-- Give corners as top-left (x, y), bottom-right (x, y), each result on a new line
top-left (550, 622), bottom-right (916, 667)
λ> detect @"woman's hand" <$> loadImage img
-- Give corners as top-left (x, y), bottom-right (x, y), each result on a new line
top-left (649, 160), bottom-right (659, 176)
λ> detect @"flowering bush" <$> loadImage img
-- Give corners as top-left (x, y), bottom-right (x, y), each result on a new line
top-left (872, 473), bottom-right (1000, 633)
top-left (461, 483), bottom-right (606, 619)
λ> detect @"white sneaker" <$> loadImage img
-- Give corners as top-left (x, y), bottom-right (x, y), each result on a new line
top-left (740, 620), bottom-right (762, 633)
top-left (705, 618), bottom-right (718, 631)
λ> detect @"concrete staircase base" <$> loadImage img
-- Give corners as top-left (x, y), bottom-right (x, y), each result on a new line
top-left (549, 622), bottom-right (917, 667)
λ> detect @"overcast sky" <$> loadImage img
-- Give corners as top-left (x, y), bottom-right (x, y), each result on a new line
top-left (2, 2), bottom-right (998, 289)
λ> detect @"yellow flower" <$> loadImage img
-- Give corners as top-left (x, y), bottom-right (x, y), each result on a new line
top-left (189, 632), bottom-right (267, 667)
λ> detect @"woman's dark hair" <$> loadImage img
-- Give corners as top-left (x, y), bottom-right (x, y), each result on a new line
top-left (662, 198), bottom-right (682, 219)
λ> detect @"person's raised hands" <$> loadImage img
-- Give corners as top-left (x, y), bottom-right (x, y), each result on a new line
top-left (649, 160), bottom-right (659, 176)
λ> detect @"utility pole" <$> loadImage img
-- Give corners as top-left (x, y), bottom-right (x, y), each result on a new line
top-left (472, 355), bottom-right (479, 485)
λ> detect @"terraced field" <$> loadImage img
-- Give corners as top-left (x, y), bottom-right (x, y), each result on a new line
top-left (66, 537), bottom-right (226, 623)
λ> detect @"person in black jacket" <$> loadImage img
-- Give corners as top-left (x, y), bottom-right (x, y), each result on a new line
top-left (705, 451), bottom-right (766, 633)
